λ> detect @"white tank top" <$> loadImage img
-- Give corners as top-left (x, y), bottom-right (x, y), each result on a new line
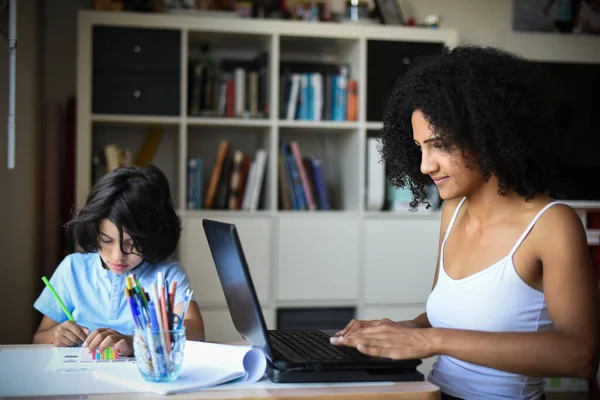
top-left (426, 197), bottom-right (561, 400)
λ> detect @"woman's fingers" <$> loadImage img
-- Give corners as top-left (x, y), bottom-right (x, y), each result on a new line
top-left (336, 319), bottom-right (358, 336)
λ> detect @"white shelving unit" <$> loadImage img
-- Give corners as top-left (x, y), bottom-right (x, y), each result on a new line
top-left (76, 10), bottom-right (600, 379)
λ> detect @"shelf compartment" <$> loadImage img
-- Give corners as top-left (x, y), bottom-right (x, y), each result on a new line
top-left (91, 123), bottom-right (181, 205)
top-left (187, 126), bottom-right (272, 212)
top-left (187, 31), bottom-right (273, 120)
top-left (279, 36), bottom-right (360, 123)
top-left (279, 128), bottom-right (360, 211)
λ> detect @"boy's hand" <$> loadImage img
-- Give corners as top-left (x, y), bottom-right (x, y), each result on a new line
top-left (83, 328), bottom-right (134, 356)
top-left (53, 321), bottom-right (90, 347)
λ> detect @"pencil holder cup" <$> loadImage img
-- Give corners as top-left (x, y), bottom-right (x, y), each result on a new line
top-left (133, 326), bottom-right (186, 382)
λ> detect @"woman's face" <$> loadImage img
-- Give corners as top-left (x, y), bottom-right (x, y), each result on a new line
top-left (97, 218), bottom-right (144, 275)
top-left (412, 109), bottom-right (484, 200)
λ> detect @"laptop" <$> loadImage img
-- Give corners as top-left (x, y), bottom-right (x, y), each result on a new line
top-left (202, 218), bottom-right (424, 383)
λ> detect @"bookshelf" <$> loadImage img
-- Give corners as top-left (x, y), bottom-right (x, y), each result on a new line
top-left (76, 9), bottom-right (459, 375)
top-left (77, 10), bottom-right (600, 382)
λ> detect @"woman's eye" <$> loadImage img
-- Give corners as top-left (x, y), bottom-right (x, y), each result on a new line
top-left (100, 239), bottom-right (112, 244)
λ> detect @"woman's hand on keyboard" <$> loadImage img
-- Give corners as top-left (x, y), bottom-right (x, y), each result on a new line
top-left (335, 318), bottom-right (414, 338)
top-left (330, 323), bottom-right (435, 360)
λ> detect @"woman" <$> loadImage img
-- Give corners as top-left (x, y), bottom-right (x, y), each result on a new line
top-left (331, 45), bottom-right (599, 399)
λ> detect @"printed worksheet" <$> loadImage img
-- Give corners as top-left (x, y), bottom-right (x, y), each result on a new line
top-left (45, 347), bottom-right (135, 373)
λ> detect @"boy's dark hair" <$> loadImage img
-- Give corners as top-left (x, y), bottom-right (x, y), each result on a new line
top-left (379, 45), bottom-right (558, 209)
top-left (66, 164), bottom-right (181, 264)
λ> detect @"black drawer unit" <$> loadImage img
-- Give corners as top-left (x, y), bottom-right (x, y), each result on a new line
top-left (92, 26), bottom-right (181, 115)
top-left (366, 40), bottom-right (444, 122)
top-left (93, 26), bottom-right (180, 73)
top-left (93, 72), bottom-right (180, 115)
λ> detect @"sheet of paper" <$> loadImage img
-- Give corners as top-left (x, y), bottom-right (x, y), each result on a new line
top-left (45, 347), bottom-right (135, 373)
top-left (0, 347), bottom-right (138, 397)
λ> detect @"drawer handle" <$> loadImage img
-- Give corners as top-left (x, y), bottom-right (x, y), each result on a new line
top-left (132, 90), bottom-right (142, 98)
top-left (133, 45), bottom-right (141, 53)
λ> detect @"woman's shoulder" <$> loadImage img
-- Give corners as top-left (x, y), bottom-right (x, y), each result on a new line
top-left (525, 197), bottom-right (587, 247)
top-left (532, 198), bottom-right (583, 230)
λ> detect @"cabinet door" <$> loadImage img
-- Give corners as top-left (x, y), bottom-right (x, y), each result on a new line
top-left (363, 218), bottom-right (440, 304)
top-left (183, 217), bottom-right (271, 305)
top-left (202, 307), bottom-right (275, 343)
top-left (277, 216), bottom-right (360, 301)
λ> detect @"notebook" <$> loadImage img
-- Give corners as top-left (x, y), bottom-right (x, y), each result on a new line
top-left (202, 218), bottom-right (424, 383)
top-left (92, 340), bottom-right (266, 395)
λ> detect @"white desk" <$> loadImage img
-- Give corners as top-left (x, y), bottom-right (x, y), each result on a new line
top-left (0, 344), bottom-right (440, 399)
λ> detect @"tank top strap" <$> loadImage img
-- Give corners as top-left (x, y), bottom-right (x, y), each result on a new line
top-left (508, 201), bottom-right (565, 258)
top-left (442, 197), bottom-right (467, 245)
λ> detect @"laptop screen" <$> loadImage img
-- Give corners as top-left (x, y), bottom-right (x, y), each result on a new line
top-left (202, 219), bottom-right (273, 359)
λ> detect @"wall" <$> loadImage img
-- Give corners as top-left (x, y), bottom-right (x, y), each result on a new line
top-left (43, 0), bottom-right (90, 104)
top-left (0, 0), bottom-right (42, 344)
top-left (399, 0), bottom-right (600, 63)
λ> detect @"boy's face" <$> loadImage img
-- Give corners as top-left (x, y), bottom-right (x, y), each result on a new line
top-left (97, 218), bottom-right (144, 275)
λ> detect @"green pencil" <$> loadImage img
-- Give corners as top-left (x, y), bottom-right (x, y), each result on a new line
top-left (41, 276), bottom-right (75, 322)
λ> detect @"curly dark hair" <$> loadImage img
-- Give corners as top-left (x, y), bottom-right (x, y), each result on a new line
top-left (379, 45), bottom-right (558, 209)
top-left (66, 164), bottom-right (181, 264)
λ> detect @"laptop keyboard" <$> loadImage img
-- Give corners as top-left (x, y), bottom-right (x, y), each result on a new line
top-left (269, 330), bottom-right (370, 362)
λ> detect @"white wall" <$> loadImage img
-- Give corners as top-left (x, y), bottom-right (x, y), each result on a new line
top-left (397, 0), bottom-right (600, 63)
top-left (0, 0), bottom-right (42, 344)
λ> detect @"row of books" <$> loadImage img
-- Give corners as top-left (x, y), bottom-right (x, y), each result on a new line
top-left (279, 141), bottom-right (330, 211)
top-left (188, 54), bottom-right (357, 121)
top-left (188, 141), bottom-right (268, 211)
top-left (280, 71), bottom-right (357, 122)
top-left (187, 139), bottom-right (330, 211)
top-left (188, 52), bottom-right (269, 119)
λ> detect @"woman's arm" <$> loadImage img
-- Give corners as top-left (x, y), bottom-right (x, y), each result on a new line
top-left (174, 300), bottom-right (205, 342)
top-left (431, 205), bottom-right (599, 379)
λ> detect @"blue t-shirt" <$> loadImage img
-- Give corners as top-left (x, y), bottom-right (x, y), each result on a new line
top-left (34, 252), bottom-right (194, 334)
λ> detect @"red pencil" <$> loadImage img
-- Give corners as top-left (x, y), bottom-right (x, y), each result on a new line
top-left (158, 277), bottom-right (171, 351)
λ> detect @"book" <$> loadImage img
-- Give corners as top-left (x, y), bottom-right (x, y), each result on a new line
top-left (92, 340), bottom-right (267, 395)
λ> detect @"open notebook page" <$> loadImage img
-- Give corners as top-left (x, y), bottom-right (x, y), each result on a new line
top-left (92, 340), bottom-right (267, 395)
